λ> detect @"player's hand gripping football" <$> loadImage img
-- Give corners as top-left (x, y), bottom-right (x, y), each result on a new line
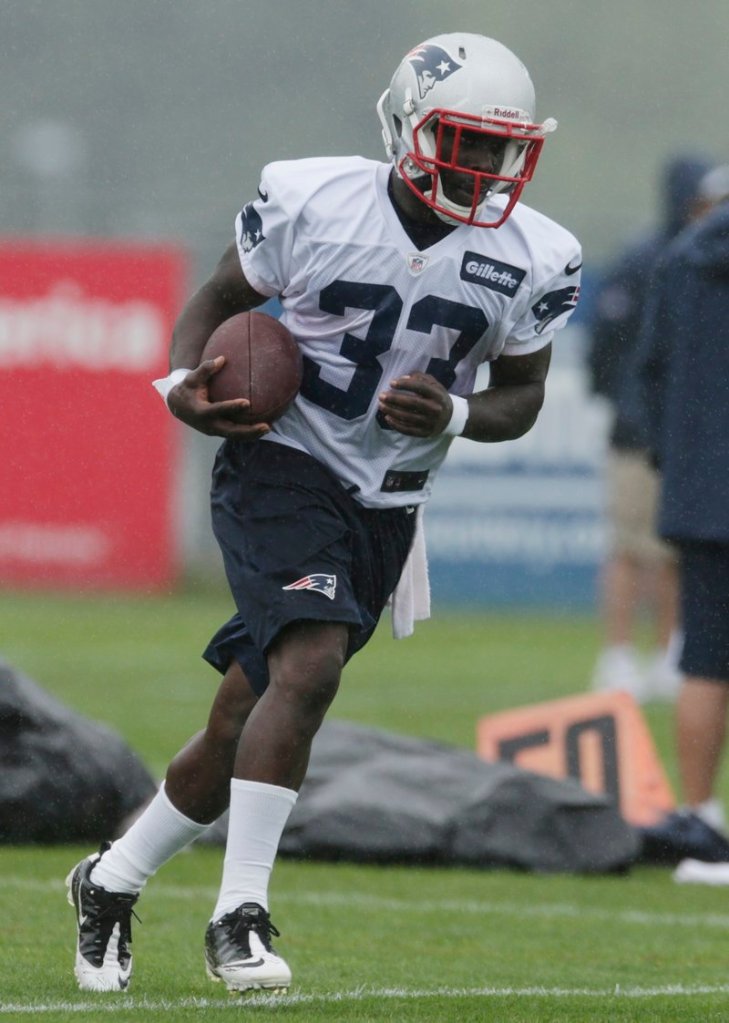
top-left (167, 358), bottom-right (271, 439)
top-left (378, 372), bottom-right (456, 437)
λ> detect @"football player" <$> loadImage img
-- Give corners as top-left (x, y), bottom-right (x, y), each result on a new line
top-left (66, 32), bottom-right (581, 994)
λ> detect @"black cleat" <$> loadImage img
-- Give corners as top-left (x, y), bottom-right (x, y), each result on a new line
top-left (639, 810), bottom-right (729, 865)
top-left (65, 843), bottom-right (139, 992)
top-left (204, 902), bottom-right (291, 993)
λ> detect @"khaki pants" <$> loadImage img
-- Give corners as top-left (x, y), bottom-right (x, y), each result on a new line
top-left (605, 449), bottom-right (677, 564)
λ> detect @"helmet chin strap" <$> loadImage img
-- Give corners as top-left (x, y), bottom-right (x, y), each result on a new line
top-left (394, 163), bottom-right (485, 226)
top-left (431, 180), bottom-right (490, 226)
top-left (430, 193), bottom-right (476, 226)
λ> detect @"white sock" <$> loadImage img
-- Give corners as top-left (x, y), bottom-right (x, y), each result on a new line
top-left (211, 778), bottom-right (297, 922)
top-left (90, 782), bottom-right (211, 894)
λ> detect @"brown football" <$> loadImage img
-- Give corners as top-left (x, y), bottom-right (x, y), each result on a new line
top-left (202, 311), bottom-right (302, 423)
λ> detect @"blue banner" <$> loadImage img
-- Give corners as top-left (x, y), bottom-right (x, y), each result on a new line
top-left (425, 329), bottom-right (609, 608)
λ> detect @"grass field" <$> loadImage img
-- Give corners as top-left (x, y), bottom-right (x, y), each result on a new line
top-left (2, 588), bottom-right (729, 1022)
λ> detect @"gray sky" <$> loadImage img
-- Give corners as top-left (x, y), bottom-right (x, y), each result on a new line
top-left (3, 0), bottom-right (728, 272)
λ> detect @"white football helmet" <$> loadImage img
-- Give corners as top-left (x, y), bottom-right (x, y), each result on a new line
top-left (377, 33), bottom-right (557, 228)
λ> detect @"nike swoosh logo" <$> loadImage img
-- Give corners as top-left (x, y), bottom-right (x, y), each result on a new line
top-left (238, 958), bottom-right (265, 968)
top-left (257, 187), bottom-right (269, 203)
top-left (564, 259), bottom-right (583, 276)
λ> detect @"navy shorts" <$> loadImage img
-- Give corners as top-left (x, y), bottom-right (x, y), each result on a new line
top-left (203, 439), bottom-right (417, 695)
top-left (678, 540), bottom-right (729, 683)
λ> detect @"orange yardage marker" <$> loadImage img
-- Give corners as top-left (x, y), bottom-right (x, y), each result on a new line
top-left (477, 690), bottom-right (675, 826)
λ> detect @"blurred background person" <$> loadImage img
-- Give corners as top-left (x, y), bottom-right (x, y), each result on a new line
top-left (634, 163), bottom-right (729, 868)
top-left (586, 155), bottom-right (714, 703)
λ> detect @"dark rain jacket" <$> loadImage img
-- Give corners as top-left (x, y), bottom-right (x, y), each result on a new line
top-left (633, 200), bottom-right (729, 543)
top-left (587, 157), bottom-right (712, 449)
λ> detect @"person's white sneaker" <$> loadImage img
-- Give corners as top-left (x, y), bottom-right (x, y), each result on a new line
top-left (204, 902), bottom-right (291, 993)
top-left (590, 645), bottom-right (646, 701)
top-left (674, 858), bottom-right (729, 885)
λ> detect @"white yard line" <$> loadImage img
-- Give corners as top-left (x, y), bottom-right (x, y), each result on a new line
top-left (2, 984), bottom-right (729, 1014)
top-left (8, 875), bottom-right (729, 931)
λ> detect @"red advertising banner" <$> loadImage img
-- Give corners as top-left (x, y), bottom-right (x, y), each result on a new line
top-left (0, 239), bottom-right (187, 590)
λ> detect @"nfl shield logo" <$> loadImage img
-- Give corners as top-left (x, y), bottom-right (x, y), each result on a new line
top-left (406, 253), bottom-right (429, 275)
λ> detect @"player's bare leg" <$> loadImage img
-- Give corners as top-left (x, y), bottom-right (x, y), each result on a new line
top-left (166, 661), bottom-right (259, 822)
top-left (234, 620), bottom-right (347, 787)
top-left (205, 620), bottom-right (347, 994)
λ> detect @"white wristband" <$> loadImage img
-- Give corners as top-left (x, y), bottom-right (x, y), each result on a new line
top-left (443, 394), bottom-right (469, 437)
top-left (152, 368), bottom-right (192, 407)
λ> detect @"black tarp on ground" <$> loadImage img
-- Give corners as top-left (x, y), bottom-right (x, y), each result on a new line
top-left (0, 660), bottom-right (156, 843)
top-left (204, 720), bottom-right (640, 873)
top-left (0, 660), bottom-right (639, 870)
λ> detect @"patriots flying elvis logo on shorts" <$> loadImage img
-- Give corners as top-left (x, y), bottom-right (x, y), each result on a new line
top-left (282, 574), bottom-right (337, 600)
top-left (407, 43), bottom-right (462, 99)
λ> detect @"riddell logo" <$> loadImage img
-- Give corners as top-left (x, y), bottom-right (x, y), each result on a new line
top-left (460, 252), bottom-right (526, 296)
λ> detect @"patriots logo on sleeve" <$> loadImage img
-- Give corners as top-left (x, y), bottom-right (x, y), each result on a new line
top-left (531, 285), bottom-right (580, 335)
top-left (407, 43), bottom-right (462, 99)
top-left (238, 201), bottom-right (266, 252)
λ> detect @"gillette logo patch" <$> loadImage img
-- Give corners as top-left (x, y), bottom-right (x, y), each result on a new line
top-left (460, 252), bottom-right (526, 296)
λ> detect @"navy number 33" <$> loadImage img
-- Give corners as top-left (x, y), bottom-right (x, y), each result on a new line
top-left (299, 280), bottom-right (488, 421)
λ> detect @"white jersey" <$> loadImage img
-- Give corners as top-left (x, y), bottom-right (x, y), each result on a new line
top-left (235, 156), bottom-right (581, 508)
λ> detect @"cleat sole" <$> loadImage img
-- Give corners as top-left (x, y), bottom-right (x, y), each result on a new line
top-left (207, 965), bottom-right (289, 995)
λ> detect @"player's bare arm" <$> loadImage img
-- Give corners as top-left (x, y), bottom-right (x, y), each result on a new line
top-left (167, 243), bottom-right (271, 438)
top-left (379, 343), bottom-right (551, 441)
top-left (466, 343), bottom-right (551, 441)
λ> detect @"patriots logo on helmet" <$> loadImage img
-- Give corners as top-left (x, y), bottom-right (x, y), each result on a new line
top-left (282, 573), bottom-right (337, 600)
top-left (407, 44), bottom-right (462, 99)
top-left (531, 285), bottom-right (580, 335)
top-left (238, 201), bottom-right (266, 252)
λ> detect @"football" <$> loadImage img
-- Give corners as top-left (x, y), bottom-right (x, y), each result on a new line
top-left (202, 311), bottom-right (303, 423)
